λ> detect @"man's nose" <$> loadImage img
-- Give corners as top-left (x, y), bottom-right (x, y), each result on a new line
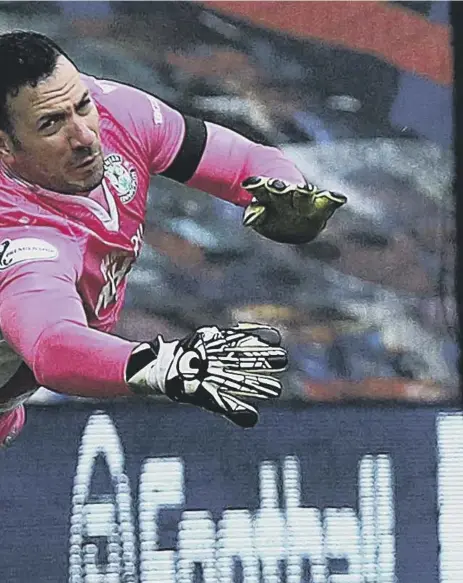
top-left (68, 119), bottom-right (95, 149)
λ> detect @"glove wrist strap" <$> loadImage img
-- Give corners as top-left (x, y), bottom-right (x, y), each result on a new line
top-left (125, 339), bottom-right (160, 396)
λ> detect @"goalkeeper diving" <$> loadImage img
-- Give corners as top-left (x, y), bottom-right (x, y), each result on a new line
top-left (0, 31), bottom-right (346, 445)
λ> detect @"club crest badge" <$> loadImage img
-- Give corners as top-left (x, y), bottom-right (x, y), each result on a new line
top-left (104, 154), bottom-right (138, 204)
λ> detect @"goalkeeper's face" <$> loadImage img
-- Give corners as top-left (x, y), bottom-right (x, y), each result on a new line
top-left (0, 56), bottom-right (104, 195)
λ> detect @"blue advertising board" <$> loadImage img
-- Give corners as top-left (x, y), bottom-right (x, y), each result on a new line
top-left (0, 402), bottom-right (460, 583)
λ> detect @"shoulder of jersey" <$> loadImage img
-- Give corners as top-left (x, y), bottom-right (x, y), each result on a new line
top-left (0, 179), bottom-right (76, 235)
top-left (82, 74), bottom-right (124, 103)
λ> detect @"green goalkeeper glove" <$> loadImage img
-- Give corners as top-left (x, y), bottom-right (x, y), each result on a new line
top-left (242, 176), bottom-right (347, 244)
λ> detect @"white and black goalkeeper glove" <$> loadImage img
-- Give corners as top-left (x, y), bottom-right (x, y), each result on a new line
top-left (125, 323), bottom-right (287, 428)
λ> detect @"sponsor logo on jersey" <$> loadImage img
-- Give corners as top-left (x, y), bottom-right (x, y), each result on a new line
top-left (95, 225), bottom-right (144, 317)
top-left (0, 238), bottom-right (58, 270)
top-left (148, 95), bottom-right (163, 125)
top-left (103, 154), bottom-right (138, 204)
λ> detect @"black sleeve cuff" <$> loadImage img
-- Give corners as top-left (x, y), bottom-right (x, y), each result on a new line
top-left (159, 115), bottom-right (207, 183)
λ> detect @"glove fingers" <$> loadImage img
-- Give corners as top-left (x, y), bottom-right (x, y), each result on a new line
top-left (242, 176), bottom-right (272, 204)
top-left (230, 323), bottom-right (282, 346)
top-left (206, 324), bottom-right (288, 372)
top-left (312, 190), bottom-right (347, 214)
top-left (243, 201), bottom-right (267, 227)
top-left (180, 382), bottom-right (259, 428)
top-left (235, 373), bottom-right (282, 398)
top-left (202, 327), bottom-right (284, 349)
top-left (243, 177), bottom-right (294, 204)
top-left (292, 187), bottom-right (315, 216)
top-left (292, 187), bottom-right (347, 218)
top-left (199, 380), bottom-right (259, 428)
top-left (209, 346), bottom-right (288, 372)
top-left (218, 392), bottom-right (259, 428)
top-left (208, 369), bottom-right (282, 398)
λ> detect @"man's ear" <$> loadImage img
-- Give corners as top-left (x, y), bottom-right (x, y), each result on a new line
top-left (0, 131), bottom-right (16, 165)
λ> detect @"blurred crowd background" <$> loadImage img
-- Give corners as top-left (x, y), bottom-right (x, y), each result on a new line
top-left (0, 1), bottom-right (456, 404)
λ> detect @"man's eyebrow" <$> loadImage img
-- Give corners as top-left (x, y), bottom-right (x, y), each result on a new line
top-left (77, 91), bottom-right (91, 106)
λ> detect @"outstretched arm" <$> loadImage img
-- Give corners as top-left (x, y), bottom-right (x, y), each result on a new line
top-left (87, 76), bottom-right (305, 207)
top-left (90, 77), bottom-right (345, 242)
top-left (160, 116), bottom-right (306, 207)
top-left (0, 230), bottom-right (286, 427)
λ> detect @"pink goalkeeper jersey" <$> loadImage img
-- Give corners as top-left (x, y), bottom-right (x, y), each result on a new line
top-left (0, 75), bottom-right (304, 442)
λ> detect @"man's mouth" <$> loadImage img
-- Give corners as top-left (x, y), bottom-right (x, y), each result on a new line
top-left (74, 153), bottom-right (99, 169)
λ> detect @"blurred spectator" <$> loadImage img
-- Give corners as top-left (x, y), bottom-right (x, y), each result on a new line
top-left (57, 1), bottom-right (113, 38)
top-left (332, 229), bottom-right (433, 295)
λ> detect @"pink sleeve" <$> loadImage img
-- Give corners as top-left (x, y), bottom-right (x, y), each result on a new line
top-left (0, 229), bottom-right (137, 397)
top-left (187, 122), bottom-right (306, 207)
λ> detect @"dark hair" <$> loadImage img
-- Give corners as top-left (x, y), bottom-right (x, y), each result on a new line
top-left (0, 30), bottom-right (73, 135)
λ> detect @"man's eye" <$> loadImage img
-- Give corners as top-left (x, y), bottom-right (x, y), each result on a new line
top-left (40, 119), bottom-right (58, 131)
top-left (77, 99), bottom-right (92, 113)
